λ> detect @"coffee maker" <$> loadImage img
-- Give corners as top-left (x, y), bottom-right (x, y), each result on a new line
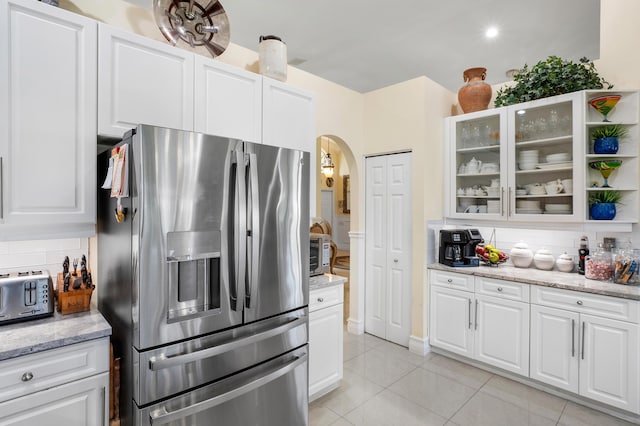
top-left (439, 229), bottom-right (484, 267)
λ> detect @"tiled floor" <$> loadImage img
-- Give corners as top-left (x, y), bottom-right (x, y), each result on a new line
top-left (309, 330), bottom-right (638, 426)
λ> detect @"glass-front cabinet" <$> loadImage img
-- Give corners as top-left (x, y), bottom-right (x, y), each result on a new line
top-left (446, 90), bottom-right (640, 225)
top-left (446, 91), bottom-right (583, 222)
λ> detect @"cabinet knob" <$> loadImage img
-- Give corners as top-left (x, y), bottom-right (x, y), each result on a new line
top-left (497, 287), bottom-right (503, 292)
top-left (317, 297), bottom-right (324, 302)
top-left (21, 372), bottom-right (34, 382)
top-left (447, 279), bottom-right (453, 283)
top-left (394, 259), bottom-right (399, 263)
top-left (577, 300), bottom-right (583, 305)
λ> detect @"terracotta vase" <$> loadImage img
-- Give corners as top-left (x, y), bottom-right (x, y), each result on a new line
top-left (458, 67), bottom-right (492, 113)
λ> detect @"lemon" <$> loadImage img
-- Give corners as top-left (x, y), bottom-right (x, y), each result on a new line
top-left (489, 252), bottom-right (499, 263)
top-left (485, 244), bottom-right (495, 251)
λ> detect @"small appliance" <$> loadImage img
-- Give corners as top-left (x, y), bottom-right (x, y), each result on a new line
top-left (0, 270), bottom-right (54, 325)
top-left (310, 233), bottom-right (331, 276)
top-left (439, 229), bottom-right (484, 267)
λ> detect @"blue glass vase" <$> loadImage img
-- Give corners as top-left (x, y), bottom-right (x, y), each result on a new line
top-left (590, 203), bottom-right (616, 220)
top-left (593, 137), bottom-right (619, 154)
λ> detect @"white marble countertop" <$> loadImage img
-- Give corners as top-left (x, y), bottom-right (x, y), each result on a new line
top-left (310, 273), bottom-right (347, 292)
top-left (428, 263), bottom-right (640, 301)
top-left (0, 307), bottom-right (111, 361)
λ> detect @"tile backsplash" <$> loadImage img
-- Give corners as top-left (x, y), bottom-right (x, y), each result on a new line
top-left (0, 238), bottom-right (89, 276)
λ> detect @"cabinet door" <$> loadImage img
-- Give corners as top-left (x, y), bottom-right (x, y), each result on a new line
top-left (0, 372), bottom-right (108, 426)
top-left (98, 24), bottom-right (194, 137)
top-left (309, 303), bottom-right (343, 401)
top-left (194, 56), bottom-right (262, 143)
top-left (0, 0), bottom-right (96, 234)
top-left (580, 314), bottom-right (639, 413)
top-left (507, 93), bottom-right (584, 222)
top-left (530, 304), bottom-right (579, 393)
top-left (445, 109), bottom-right (508, 219)
top-left (429, 285), bottom-right (474, 358)
top-left (262, 78), bottom-right (316, 215)
top-left (474, 294), bottom-right (529, 376)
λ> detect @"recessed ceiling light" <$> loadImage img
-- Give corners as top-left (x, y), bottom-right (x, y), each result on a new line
top-left (485, 27), bottom-right (499, 38)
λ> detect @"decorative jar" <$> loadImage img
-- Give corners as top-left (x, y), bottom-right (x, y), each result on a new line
top-left (458, 67), bottom-right (492, 113)
top-left (533, 248), bottom-right (555, 270)
top-left (585, 244), bottom-right (612, 281)
top-left (555, 252), bottom-right (575, 273)
top-left (510, 242), bottom-right (533, 268)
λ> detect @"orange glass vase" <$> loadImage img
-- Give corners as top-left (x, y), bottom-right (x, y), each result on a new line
top-left (458, 67), bottom-right (492, 113)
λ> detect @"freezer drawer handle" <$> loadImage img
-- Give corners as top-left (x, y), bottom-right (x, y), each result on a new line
top-left (149, 316), bottom-right (306, 371)
top-left (149, 354), bottom-right (307, 425)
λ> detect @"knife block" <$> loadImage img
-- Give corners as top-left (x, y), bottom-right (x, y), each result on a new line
top-left (56, 271), bottom-right (94, 315)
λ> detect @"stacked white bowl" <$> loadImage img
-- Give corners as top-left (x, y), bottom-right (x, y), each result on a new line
top-left (546, 152), bottom-right (570, 163)
top-left (518, 150), bottom-right (539, 170)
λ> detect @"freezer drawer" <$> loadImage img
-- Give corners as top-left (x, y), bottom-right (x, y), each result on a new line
top-left (135, 308), bottom-right (307, 405)
top-left (136, 347), bottom-right (308, 426)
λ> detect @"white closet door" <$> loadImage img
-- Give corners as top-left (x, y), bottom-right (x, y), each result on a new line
top-left (365, 153), bottom-right (412, 346)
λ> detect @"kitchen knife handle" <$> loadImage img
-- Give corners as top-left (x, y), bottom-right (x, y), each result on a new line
top-left (245, 153), bottom-right (260, 309)
top-left (571, 319), bottom-right (575, 357)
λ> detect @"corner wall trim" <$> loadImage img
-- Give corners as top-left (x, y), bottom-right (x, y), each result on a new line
top-left (409, 335), bottom-right (430, 356)
top-left (347, 318), bottom-right (364, 335)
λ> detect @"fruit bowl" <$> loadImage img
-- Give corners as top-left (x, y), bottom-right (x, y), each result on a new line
top-left (475, 244), bottom-right (509, 266)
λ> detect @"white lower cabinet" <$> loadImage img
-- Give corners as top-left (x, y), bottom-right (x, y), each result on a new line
top-left (429, 271), bottom-right (529, 376)
top-left (309, 283), bottom-right (343, 401)
top-left (531, 293), bottom-right (639, 413)
top-left (430, 269), bottom-right (640, 416)
top-left (0, 372), bottom-right (108, 426)
top-left (0, 338), bottom-right (110, 425)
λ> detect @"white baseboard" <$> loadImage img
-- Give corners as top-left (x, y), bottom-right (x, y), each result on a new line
top-left (347, 318), bottom-right (364, 335)
top-left (409, 335), bottom-right (430, 356)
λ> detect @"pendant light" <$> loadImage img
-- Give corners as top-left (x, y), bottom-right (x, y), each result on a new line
top-left (321, 136), bottom-right (335, 177)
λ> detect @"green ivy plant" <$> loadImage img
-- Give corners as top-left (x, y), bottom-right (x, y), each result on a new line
top-left (495, 56), bottom-right (613, 107)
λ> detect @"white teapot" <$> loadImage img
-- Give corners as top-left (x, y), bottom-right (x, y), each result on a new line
top-left (466, 157), bottom-right (482, 174)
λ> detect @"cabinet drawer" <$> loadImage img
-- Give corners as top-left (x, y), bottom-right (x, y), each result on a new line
top-left (476, 277), bottom-right (530, 302)
top-left (309, 285), bottom-right (344, 312)
top-left (0, 337), bottom-right (109, 403)
top-left (429, 270), bottom-right (474, 292)
top-left (531, 286), bottom-right (640, 323)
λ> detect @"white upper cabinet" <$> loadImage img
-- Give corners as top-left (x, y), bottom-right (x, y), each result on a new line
top-left (194, 56), bottom-right (262, 143)
top-left (98, 24), bottom-right (194, 138)
top-left (0, 0), bottom-right (97, 238)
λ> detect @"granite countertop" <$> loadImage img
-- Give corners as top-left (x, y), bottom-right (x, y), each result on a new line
top-left (0, 307), bottom-right (112, 361)
top-left (310, 273), bottom-right (347, 291)
top-left (428, 263), bottom-right (640, 301)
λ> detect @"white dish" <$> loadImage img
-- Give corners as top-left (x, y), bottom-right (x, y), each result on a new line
top-left (546, 153), bottom-right (571, 163)
top-left (515, 189), bottom-right (528, 196)
top-left (516, 208), bottom-right (543, 214)
top-left (535, 162), bottom-right (573, 170)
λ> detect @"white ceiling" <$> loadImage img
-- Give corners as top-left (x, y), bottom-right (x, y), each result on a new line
top-left (126, 0), bottom-right (601, 93)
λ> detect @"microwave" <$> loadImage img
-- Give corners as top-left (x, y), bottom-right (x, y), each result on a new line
top-left (310, 233), bottom-right (331, 276)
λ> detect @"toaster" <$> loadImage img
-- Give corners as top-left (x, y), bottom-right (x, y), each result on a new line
top-left (0, 270), bottom-right (54, 325)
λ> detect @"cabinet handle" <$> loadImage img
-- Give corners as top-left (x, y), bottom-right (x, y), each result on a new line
top-left (474, 299), bottom-right (478, 330)
top-left (468, 299), bottom-right (472, 329)
top-left (576, 300), bottom-right (583, 305)
top-left (571, 319), bottom-right (575, 357)
top-left (581, 321), bottom-right (586, 360)
top-left (317, 297), bottom-right (324, 302)
top-left (497, 287), bottom-right (503, 292)
top-left (21, 372), bottom-right (33, 382)
top-left (499, 187), bottom-right (504, 216)
top-left (447, 278), bottom-right (453, 283)
top-left (508, 187), bottom-right (514, 216)
top-left (101, 386), bottom-right (106, 426)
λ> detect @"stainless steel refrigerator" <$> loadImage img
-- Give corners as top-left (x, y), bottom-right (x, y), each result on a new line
top-left (97, 124), bottom-right (310, 425)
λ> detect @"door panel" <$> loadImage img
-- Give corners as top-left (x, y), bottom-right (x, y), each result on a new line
top-left (580, 314), bottom-right (639, 413)
top-left (474, 295), bottom-right (529, 376)
top-left (429, 286), bottom-right (473, 358)
top-left (530, 305), bottom-right (579, 393)
top-left (243, 142), bottom-right (309, 323)
top-left (133, 126), bottom-right (243, 350)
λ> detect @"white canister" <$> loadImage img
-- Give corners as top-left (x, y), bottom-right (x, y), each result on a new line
top-left (534, 248), bottom-right (555, 270)
top-left (259, 35), bottom-right (287, 82)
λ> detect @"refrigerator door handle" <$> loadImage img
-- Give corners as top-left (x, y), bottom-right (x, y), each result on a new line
top-left (148, 354), bottom-right (307, 425)
top-left (148, 315), bottom-right (306, 371)
top-left (231, 150), bottom-right (248, 312)
top-left (246, 152), bottom-right (260, 309)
